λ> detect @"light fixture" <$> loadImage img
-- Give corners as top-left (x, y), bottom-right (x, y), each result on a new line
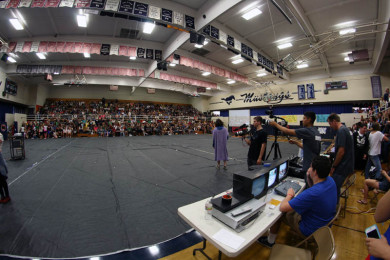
top-left (232, 59), bottom-right (244, 64)
top-left (242, 8), bottom-right (262, 20)
top-left (129, 56), bottom-right (136, 60)
top-left (206, 87), bottom-right (211, 90)
top-left (227, 80), bottom-right (236, 84)
top-left (202, 72), bottom-right (211, 76)
top-left (89, 257), bottom-right (100, 260)
top-left (339, 28), bottom-right (356, 35)
top-left (203, 39), bottom-right (209, 46)
top-left (77, 14), bottom-right (88, 27)
top-left (9, 18), bottom-right (24, 30)
top-left (169, 63), bottom-right (176, 67)
top-left (83, 52), bottom-right (90, 58)
top-left (194, 44), bottom-right (203, 48)
top-left (36, 53), bottom-right (46, 60)
top-left (277, 42), bottom-right (292, 49)
top-left (7, 57), bottom-right (16, 63)
top-left (257, 72), bottom-right (267, 77)
top-left (143, 22), bottom-right (155, 34)
top-left (297, 63), bottom-right (308, 69)
top-left (148, 245), bottom-right (160, 256)
top-left (344, 57), bottom-right (350, 61)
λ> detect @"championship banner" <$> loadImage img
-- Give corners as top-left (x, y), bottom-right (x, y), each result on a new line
top-left (173, 11), bottom-right (184, 27)
top-left (234, 39), bottom-right (241, 51)
top-left (154, 49), bottom-right (162, 61)
top-left (18, 0), bottom-right (32, 7)
top-left (30, 41), bottom-right (39, 52)
top-left (6, 0), bottom-right (20, 8)
top-left (118, 0), bottom-right (133, 13)
top-left (45, 0), bottom-right (60, 7)
top-left (104, 0), bottom-right (119, 11)
top-left (252, 51), bottom-right (258, 62)
top-left (15, 42), bottom-right (24, 52)
top-left (22, 41), bottom-right (32, 52)
top-left (82, 43), bottom-right (91, 53)
top-left (38, 41), bottom-right (48, 52)
top-left (161, 8), bottom-right (172, 23)
top-left (47, 41), bottom-right (57, 52)
top-left (74, 42), bottom-right (83, 53)
top-left (148, 5), bottom-right (160, 20)
top-left (31, 0), bottom-right (46, 7)
top-left (56, 41), bottom-right (65, 52)
top-left (185, 15), bottom-right (194, 29)
top-left (64, 42), bottom-right (75, 53)
top-left (219, 31), bottom-right (227, 44)
top-left (0, 0), bottom-right (9, 8)
top-left (91, 43), bottom-right (101, 54)
top-left (210, 26), bottom-right (219, 39)
top-left (118, 45), bottom-right (128, 56)
top-left (137, 47), bottom-right (145, 58)
top-left (74, 0), bottom-right (90, 8)
top-left (133, 2), bottom-right (147, 16)
top-left (59, 0), bottom-right (74, 7)
top-left (100, 44), bottom-right (110, 55)
top-left (89, 0), bottom-right (104, 8)
top-left (109, 44), bottom-right (119, 55)
top-left (145, 49), bottom-right (153, 59)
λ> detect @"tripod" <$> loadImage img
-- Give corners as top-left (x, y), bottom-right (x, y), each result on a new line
top-left (266, 128), bottom-right (282, 160)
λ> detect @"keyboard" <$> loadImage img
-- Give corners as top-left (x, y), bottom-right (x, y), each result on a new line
top-left (275, 180), bottom-right (302, 197)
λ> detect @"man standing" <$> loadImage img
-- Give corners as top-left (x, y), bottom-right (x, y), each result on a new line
top-left (327, 113), bottom-right (354, 198)
top-left (269, 111), bottom-right (321, 184)
top-left (245, 116), bottom-right (267, 169)
top-left (353, 123), bottom-right (369, 170)
top-left (258, 156), bottom-right (337, 247)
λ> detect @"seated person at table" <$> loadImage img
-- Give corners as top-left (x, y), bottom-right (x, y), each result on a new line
top-left (358, 170), bottom-right (390, 205)
top-left (258, 156), bottom-right (337, 247)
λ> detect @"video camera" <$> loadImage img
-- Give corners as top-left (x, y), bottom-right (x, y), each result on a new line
top-left (263, 108), bottom-right (288, 127)
top-left (234, 124), bottom-right (252, 137)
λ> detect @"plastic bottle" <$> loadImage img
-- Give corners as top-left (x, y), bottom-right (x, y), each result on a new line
top-left (204, 200), bottom-right (213, 220)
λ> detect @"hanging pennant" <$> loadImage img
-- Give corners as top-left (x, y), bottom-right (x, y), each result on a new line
top-left (154, 50), bottom-right (162, 61)
top-left (100, 44), bottom-right (110, 55)
top-left (185, 15), bottom-right (194, 29)
top-left (148, 5), bottom-right (160, 20)
top-left (109, 44), bottom-right (119, 55)
top-left (6, 0), bottom-right (20, 9)
top-left (74, 42), bottom-right (83, 53)
top-left (146, 49), bottom-right (153, 59)
top-left (47, 41), bottom-right (57, 52)
top-left (74, 0), bottom-right (90, 8)
top-left (91, 43), bottom-right (101, 54)
top-left (15, 42), bottom-right (24, 52)
top-left (64, 42), bottom-right (75, 53)
top-left (219, 31), bottom-right (227, 44)
top-left (30, 41), bottom-right (40, 52)
top-left (59, 0), bottom-right (74, 7)
top-left (31, 0), bottom-right (46, 7)
top-left (22, 41), bottom-right (32, 52)
top-left (118, 45), bottom-right (128, 56)
top-left (45, 0), bottom-right (60, 7)
top-left (56, 42), bottom-right (65, 52)
top-left (0, 0), bottom-right (9, 8)
top-left (90, 0), bottom-right (104, 9)
top-left (210, 26), bottom-right (219, 39)
top-left (137, 47), bottom-right (145, 58)
top-left (38, 41), bottom-right (48, 52)
top-left (161, 8), bottom-right (172, 23)
top-left (133, 2), bottom-right (148, 16)
top-left (173, 11), bottom-right (184, 27)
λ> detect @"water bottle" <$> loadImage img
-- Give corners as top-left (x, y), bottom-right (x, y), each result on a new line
top-left (204, 200), bottom-right (213, 220)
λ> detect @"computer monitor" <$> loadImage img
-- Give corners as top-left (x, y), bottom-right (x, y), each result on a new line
top-left (268, 167), bottom-right (277, 188)
top-left (278, 161), bottom-right (288, 182)
top-left (251, 174), bottom-right (267, 199)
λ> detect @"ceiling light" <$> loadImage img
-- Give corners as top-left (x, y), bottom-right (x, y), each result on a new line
top-left (203, 39), bottom-right (209, 46)
top-left (9, 18), bottom-right (24, 30)
top-left (77, 14), bottom-right (88, 27)
top-left (232, 59), bottom-right (244, 64)
top-left (169, 63), bottom-right (176, 67)
top-left (148, 246), bottom-right (160, 256)
top-left (242, 8), bottom-right (262, 20)
top-left (54, 72), bottom-right (59, 75)
top-left (194, 44), bottom-right (203, 48)
top-left (36, 53), bottom-right (46, 59)
top-left (202, 72), bottom-right (211, 76)
top-left (257, 72), bottom-right (267, 77)
top-left (277, 42), bottom-right (292, 49)
top-left (344, 57), bottom-right (350, 61)
top-left (83, 52), bottom-right (90, 58)
top-left (7, 57), bottom-right (16, 63)
top-left (143, 22), bottom-right (155, 34)
top-left (339, 28), bottom-right (356, 35)
top-left (297, 63), bottom-right (308, 69)
top-left (129, 56), bottom-right (136, 60)
top-left (335, 21), bottom-right (356, 28)
top-left (206, 87), bottom-right (211, 90)
top-left (227, 80), bottom-right (236, 84)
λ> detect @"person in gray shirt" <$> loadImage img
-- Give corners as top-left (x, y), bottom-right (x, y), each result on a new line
top-left (269, 111), bottom-right (321, 185)
top-left (327, 113), bottom-right (354, 198)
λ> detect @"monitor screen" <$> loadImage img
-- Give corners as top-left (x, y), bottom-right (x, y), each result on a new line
top-left (268, 168), bottom-right (277, 188)
top-left (278, 162), bottom-right (287, 181)
top-left (252, 175), bottom-right (266, 198)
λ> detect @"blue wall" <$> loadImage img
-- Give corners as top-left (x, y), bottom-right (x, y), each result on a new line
top-left (0, 101), bottom-right (28, 122)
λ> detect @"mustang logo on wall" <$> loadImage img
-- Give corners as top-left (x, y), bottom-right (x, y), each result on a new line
top-left (212, 91), bottom-right (293, 106)
top-left (221, 95), bottom-right (236, 105)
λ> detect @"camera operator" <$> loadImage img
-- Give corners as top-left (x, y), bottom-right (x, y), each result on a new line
top-left (268, 111), bottom-right (321, 184)
top-left (244, 116), bottom-right (268, 170)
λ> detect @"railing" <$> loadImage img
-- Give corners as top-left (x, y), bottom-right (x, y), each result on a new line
top-left (26, 114), bottom-right (211, 122)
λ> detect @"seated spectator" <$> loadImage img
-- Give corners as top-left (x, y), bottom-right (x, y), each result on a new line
top-left (257, 156), bottom-right (337, 247)
top-left (358, 170), bottom-right (390, 205)
top-left (365, 189), bottom-right (390, 260)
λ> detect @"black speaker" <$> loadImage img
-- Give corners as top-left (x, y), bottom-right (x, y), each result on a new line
top-left (197, 34), bottom-right (205, 45)
top-left (162, 62), bottom-right (167, 71)
top-left (1, 54), bottom-right (8, 62)
top-left (157, 62), bottom-right (163, 70)
top-left (173, 54), bottom-right (180, 60)
top-left (190, 32), bottom-right (198, 43)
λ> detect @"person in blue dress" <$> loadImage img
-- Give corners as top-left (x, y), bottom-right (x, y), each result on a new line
top-left (212, 119), bottom-right (229, 170)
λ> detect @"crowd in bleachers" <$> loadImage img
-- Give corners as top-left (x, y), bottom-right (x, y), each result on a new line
top-left (21, 99), bottom-right (214, 139)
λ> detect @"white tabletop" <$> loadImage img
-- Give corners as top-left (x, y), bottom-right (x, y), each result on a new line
top-left (177, 177), bottom-right (305, 257)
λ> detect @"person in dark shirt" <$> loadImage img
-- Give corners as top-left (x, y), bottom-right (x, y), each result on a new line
top-left (269, 111), bottom-right (321, 185)
top-left (245, 116), bottom-right (267, 170)
top-left (353, 123), bottom-right (369, 170)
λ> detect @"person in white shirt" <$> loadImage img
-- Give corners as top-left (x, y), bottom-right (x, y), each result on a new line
top-left (0, 133), bottom-right (10, 204)
top-left (365, 122), bottom-right (389, 180)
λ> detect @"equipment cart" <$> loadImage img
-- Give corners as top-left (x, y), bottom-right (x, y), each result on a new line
top-left (10, 133), bottom-right (25, 160)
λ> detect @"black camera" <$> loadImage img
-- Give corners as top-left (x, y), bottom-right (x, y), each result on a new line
top-left (234, 124), bottom-right (250, 137)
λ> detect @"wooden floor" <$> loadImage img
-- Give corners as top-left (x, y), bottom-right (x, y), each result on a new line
top-left (160, 170), bottom-right (390, 260)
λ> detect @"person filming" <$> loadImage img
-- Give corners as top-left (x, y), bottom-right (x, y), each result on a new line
top-left (268, 111), bottom-right (321, 185)
top-left (244, 116), bottom-right (268, 170)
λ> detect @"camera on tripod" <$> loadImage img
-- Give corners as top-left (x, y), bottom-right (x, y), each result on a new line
top-left (263, 108), bottom-right (288, 127)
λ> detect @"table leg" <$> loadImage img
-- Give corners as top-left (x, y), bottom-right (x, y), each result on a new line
top-left (193, 238), bottom-right (218, 260)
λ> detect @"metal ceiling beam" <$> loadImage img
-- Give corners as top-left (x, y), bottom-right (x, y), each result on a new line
top-left (138, 0), bottom-right (243, 90)
top-left (285, 0), bottom-right (331, 75)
